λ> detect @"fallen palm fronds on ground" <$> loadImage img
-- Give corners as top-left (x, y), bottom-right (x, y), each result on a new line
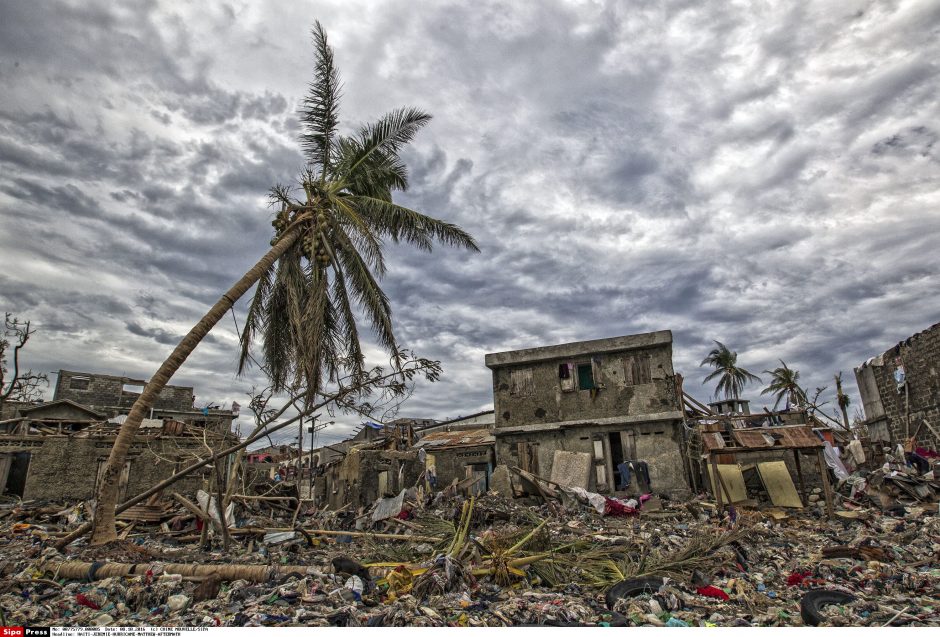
top-left (550, 524), bottom-right (752, 589)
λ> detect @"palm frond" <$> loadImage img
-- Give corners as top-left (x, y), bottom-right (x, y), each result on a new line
top-left (342, 107), bottom-right (432, 181)
top-left (351, 195), bottom-right (480, 252)
top-left (333, 231), bottom-right (397, 354)
top-left (300, 21), bottom-right (341, 178)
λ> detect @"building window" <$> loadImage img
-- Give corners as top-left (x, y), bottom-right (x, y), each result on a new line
top-left (69, 376), bottom-right (91, 390)
top-left (622, 354), bottom-right (652, 386)
top-left (509, 368), bottom-right (534, 396)
top-left (122, 383), bottom-right (144, 394)
top-left (577, 363), bottom-right (596, 390)
top-left (559, 363), bottom-right (576, 392)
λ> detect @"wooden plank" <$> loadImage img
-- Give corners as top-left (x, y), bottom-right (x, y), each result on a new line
top-left (707, 463), bottom-right (748, 503)
top-left (756, 461), bottom-right (804, 508)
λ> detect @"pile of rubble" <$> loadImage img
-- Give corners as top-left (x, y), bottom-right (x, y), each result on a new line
top-left (0, 486), bottom-right (937, 627)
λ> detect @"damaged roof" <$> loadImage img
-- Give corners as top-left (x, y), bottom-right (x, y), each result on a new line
top-left (701, 424), bottom-right (824, 453)
top-left (413, 428), bottom-right (494, 449)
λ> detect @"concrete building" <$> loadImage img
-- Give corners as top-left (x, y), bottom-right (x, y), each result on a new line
top-left (0, 370), bottom-right (237, 500)
top-left (855, 321), bottom-right (940, 449)
top-left (54, 369), bottom-right (236, 436)
top-left (485, 330), bottom-right (690, 497)
top-left (414, 428), bottom-right (495, 495)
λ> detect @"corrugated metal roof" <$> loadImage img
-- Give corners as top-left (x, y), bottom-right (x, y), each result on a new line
top-left (414, 428), bottom-right (494, 449)
top-left (701, 424), bottom-right (823, 452)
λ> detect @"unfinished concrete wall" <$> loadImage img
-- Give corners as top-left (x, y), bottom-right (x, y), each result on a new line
top-left (11, 437), bottom-right (209, 501)
top-left (495, 420), bottom-right (689, 497)
top-left (487, 332), bottom-right (679, 430)
top-left (320, 448), bottom-right (424, 512)
top-left (854, 322), bottom-right (940, 449)
top-left (55, 370), bottom-right (194, 414)
top-left (428, 445), bottom-right (494, 488)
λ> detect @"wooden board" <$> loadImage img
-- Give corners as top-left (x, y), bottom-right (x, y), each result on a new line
top-left (756, 461), bottom-right (804, 508)
top-left (549, 450), bottom-right (592, 489)
top-left (708, 464), bottom-right (748, 503)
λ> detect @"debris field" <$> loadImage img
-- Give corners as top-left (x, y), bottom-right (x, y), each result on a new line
top-left (1, 486), bottom-right (937, 628)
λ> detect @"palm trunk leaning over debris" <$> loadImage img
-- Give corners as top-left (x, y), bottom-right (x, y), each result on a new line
top-left (90, 224), bottom-right (306, 545)
top-left (60, 393), bottom-right (307, 549)
top-left (64, 358), bottom-right (435, 550)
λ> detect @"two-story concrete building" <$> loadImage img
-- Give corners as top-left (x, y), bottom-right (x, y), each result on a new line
top-left (485, 330), bottom-right (690, 496)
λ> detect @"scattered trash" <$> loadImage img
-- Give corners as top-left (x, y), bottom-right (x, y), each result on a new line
top-left (0, 483), bottom-right (937, 627)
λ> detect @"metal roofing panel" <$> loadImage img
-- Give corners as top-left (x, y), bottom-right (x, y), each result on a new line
top-left (414, 428), bottom-right (494, 449)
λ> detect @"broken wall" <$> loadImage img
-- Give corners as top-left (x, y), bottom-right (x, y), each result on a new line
top-left (3, 437), bottom-right (210, 501)
top-left (427, 444), bottom-right (494, 488)
top-left (854, 322), bottom-right (940, 449)
top-left (320, 448), bottom-right (424, 512)
top-left (495, 420), bottom-right (690, 497)
top-left (54, 370), bottom-right (194, 414)
top-left (490, 344), bottom-right (679, 429)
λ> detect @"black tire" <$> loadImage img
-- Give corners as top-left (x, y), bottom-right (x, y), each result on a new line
top-left (800, 588), bottom-right (857, 626)
top-left (605, 576), bottom-right (665, 610)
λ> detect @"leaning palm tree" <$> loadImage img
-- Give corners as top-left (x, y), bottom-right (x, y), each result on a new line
top-left (761, 360), bottom-right (807, 410)
top-left (90, 22), bottom-right (478, 545)
top-left (700, 341), bottom-right (761, 400)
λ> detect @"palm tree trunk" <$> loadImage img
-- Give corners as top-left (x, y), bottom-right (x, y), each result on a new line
top-left (90, 227), bottom-right (303, 545)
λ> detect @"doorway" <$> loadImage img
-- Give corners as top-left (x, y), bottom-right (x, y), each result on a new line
top-left (466, 463), bottom-right (490, 496)
top-left (1, 452), bottom-right (31, 497)
top-left (608, 433), bottom-right (625, 490)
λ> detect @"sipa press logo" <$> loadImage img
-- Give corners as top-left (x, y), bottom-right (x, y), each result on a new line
top-left (25, 629), bottom-right (51, 637)
top-left (1, 628), bottom-right (24, 637)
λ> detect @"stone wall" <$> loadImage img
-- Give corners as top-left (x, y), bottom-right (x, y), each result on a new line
top-left (854, 322), bottom-right (940, 449)
top-left (54, 370), bottom-right (194, 414)
top-left (6, 436), bottom-right (210, 501)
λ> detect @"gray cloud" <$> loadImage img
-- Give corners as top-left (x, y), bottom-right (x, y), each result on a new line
top-left (1, 0), bottom-right (939, 446)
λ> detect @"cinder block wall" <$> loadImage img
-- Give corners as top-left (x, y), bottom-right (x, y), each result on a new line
top-left (864, 323), bottom-right (940, 449)
top-left (55, 370), bottom-right (194, 414)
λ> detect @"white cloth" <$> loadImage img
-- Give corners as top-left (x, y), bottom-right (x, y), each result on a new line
top-left (846, 439), bottom-right (866, 465)
top-left (822, 441), bottom-right (850, 481)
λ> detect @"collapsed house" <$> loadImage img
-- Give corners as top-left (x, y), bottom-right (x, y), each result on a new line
top-left (855, 321), bottom-right (940, 451)
top-left (485, 331), bottom-right (691, 497)
top-left (0, 370), bottom-right (236, 502)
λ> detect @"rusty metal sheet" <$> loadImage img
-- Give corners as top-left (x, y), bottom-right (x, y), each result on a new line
top-left (732, 429), bottom-right (777, 448)
top-left (726, 425), bottom-right (823, 449)
top-left (414, 428), bottom-right (494, 449)
top-left (701, 432), bottom-right (726, 452)
top-left (775, 425), bottom-right (824, 448)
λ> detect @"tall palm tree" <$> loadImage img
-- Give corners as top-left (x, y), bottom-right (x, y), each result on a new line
top-left (700, 341), bottom-right (761, 400)
top-left (90, 22), bottom-right (478, 544)
top-left (761, 360), bottom-right (807, 410)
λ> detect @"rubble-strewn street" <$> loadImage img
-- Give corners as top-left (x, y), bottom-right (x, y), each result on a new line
top-left (2, 486), bottom-right (937, 628)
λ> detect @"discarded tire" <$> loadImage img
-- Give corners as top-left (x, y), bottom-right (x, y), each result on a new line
top-left (605, 576), bottom-right (665, 610)
top-left (800, 589), bottom-right (857, 626)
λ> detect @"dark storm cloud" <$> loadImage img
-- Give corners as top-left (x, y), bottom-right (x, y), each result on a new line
top-left (1, 0), bottom-right (939, 445)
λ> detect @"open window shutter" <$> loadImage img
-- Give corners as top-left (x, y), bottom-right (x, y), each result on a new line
top-left (622, 356), bottom-right (635, 386)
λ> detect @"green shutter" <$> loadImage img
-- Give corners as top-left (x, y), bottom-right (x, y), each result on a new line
top-left (577, 363), bottom-right (595, 390)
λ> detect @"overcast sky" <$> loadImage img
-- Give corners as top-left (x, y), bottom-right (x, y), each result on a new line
top-left (1, 0), bottom-right (938, 447)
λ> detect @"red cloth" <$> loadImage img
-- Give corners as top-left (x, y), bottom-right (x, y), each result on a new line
top-left (787, 571), bottom-right (812, 587)
top-left (915, 447), bottom-right (939, 459)
top-left (696, 585), bottom-right (730, 601)
top-left (603, 498), bottom-right (638, 517)
top-left (76, 593), bottom-right (100, 610)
